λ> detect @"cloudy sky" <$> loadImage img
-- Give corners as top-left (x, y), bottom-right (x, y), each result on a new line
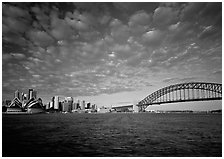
top-left (2, 2), bottom-right (222, 109)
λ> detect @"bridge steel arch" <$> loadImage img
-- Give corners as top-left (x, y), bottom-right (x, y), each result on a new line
top-left (137, 82), bottom-right (222, 110)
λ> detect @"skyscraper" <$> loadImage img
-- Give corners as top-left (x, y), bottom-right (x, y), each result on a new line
top-left (28, 89), bottom-right (37, 100)
top-left (62, 102), bottom-right (70, 112)
top-left (81, 100), bottom-right (85, 110)
top-left (54, 96), bottom-right (59, 110)
top-left (49, 101), bottom-right (53, 109)
top-left (64, 97), bottom-right (73, 112)
top-left (87, 102), bottom-right (91, 109)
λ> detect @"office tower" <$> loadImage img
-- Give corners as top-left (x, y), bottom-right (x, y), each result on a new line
top-left (87, 102), bottom-right (91, 109)
top-left (50, 101), bottom-right (53, 109)
top-left (72, 103), bottom-right (76, 110)
top-left (62, 102), bottom-right (70, 112)
top-left (59, 102), bottom-right (63, 111)
top-left (45, 103), bottom-right (50, 110)
top-left (77, 100), bottom-right (80, 109)
top-left (14, 90), bottom-right (20, 100)
top-left (65, 97), bottom-right (73, 112)
top-left (54, 96), bottom-right (59, 110)
top-left (81, 100), bottom-right (85, 110)
top-left (28, 89), bottom-right (37, 100)
top-left (92, 104), bottom-right (95, 110)
top-left (65, 97), bottom-right (73, 103)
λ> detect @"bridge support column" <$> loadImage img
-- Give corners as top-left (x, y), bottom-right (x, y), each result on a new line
top-left (133, 104), bottom-right (139, 113)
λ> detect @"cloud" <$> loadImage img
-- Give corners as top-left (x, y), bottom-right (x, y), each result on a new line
top-left (129, 10), bottom-right (152, 26)
top-left (28, 30), bottom-right (55, 48)
top-left (198, 26), bottom-right (220, 40)
top-left (109, 19), bottom-right (130, 43)
top-left (153, 6), bottom-right (179, 29)
top-left (2, 2), bottom-right (222, 104)
top-left (3, 4), bottom-right (30, 18)
top-left (10, 53), bottom-right (26, 59)
top-left (142, 30), bottom-right (164, 47)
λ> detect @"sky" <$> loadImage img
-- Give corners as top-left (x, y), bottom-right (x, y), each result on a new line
top-left (2, 2), bottom-right (222, 110)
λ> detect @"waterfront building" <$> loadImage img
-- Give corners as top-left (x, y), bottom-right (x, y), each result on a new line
top-left (8, 97), bottom-right (22, 108)
top-left (45, 103), bottom-right (50, 110)
top-left (77, 100), bottom-right (80, 109)
top-left (87, 102), bottom-right (91, 109)
top-left (54, 96), bottom-right (59, 110)
top-left (133, 104), bottom-right (139, 113)
top-left (62, 102), bottom-right (70, 112)
top-left (81, 100), bottom-right (85, 110)
top-left (72, 102), bottom-right (77, 110)
top-left (14, 90), bottom-right (20, 100)
top-left (92, 104), bottom-right (97, 110)
top-left (66, 97), bottom-right (73, 111)
top-left (98, 107), bottom-right (110, 113)
top-left (49, 101), bottom-right (53, 109)
top-left (59, 101), bottom-right (63, 111)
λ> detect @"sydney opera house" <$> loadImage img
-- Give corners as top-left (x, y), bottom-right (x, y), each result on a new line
top-left (2, 89), bottom-right (45, 114)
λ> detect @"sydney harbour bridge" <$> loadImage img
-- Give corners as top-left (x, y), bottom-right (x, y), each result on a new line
top-left (136, 82), bottom-right (222, 111)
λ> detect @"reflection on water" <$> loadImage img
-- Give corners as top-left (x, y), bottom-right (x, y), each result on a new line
top-left (2, 113), bottom-right (222, 157)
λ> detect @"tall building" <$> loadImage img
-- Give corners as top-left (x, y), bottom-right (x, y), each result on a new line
top-left (62, 102), bottom-right (70, 112)
top-left (81, 100), bottom-right (85, 110)
top-left (28, 89), bottom-right (37, 100)
top-left (87, 102), bottom-right (91, 109)
top-left (72, 102), bottom-right (77, 110)
top-left (64, 97), bottom-right (73, 112)
top-left (77, 100), bottom-right (80, 109)
top-left (45, 103), bottom-right (50, 110)
top-left (49, 101), bottom-right (53, 109)
top-left (14, 90), bottom-right (20, 100)
top-left (92, 104), bottom-right (96, 110)
top-left (54, 96), bottom-right (59, 110)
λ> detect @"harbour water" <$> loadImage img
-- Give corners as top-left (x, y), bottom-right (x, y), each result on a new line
top-left (2, 113), bottom-right (222, 157)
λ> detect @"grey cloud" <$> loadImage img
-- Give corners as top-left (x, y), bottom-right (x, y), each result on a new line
top-left (3, 4), bottom-right (29, 18)
top-left (10, 53), bottom-right (26, 59)
top-left (109, 19), bottom-right (130, 43)
top-left (198, 26), bottom-right (220, 40)
top-left (28, 30), bottom-right (55, 48)
top-left (153, 6), bottom-right (179, 29)
top-left (142, 30), bottom-right (164, 47)
top-left (129, 10), bottom-right (152, 26)
top-left (180, 3), bottom-right (206, 22)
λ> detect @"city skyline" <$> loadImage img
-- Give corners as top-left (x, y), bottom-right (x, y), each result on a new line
top-left (2, 2), bottom-right (222, 110)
